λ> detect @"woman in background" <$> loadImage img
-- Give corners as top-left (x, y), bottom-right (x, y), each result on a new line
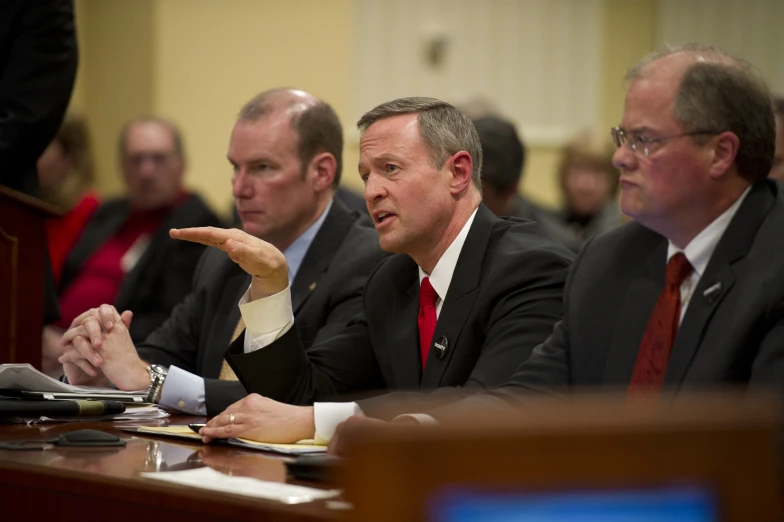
top-left (538, 130), bottom-right (622, 252)
top-left (37, 113), bottom-right (100, 284)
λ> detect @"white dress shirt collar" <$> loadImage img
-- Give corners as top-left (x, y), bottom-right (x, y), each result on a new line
top-left (666, 186), bottom-right (751, 275)
top-left (417, 207), bottom-right (479, 302)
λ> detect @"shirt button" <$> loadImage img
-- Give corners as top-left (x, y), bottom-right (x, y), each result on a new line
top-left (178, 400), bottom-right (186, 409)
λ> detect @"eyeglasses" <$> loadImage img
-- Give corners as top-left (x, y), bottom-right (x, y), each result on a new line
top-left (610, 127), bottom-right (723, 157)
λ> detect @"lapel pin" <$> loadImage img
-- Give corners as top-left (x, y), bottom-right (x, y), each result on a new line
top-left (434, 335), bottom-right (449, 360)
top-left (308, 282), bottom-right (317, 292)
top-left (702, 281), bottom-right (722, 304)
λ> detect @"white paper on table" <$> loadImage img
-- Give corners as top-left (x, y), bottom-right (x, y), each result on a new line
top-left (0, 364), bottom-right (143, 395)
top-left (141, 467), bottom-right (342, 504)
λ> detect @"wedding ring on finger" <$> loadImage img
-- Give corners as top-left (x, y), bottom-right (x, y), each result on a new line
top-left (229, 413), bottom-right (235, 425)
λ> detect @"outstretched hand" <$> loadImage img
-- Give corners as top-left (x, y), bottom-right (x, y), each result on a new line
top-left (170, 227), bottom-right (289, 300)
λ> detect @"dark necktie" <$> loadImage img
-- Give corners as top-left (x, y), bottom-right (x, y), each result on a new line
top-left (218, 317), bottom-right (245, 381)
top-left (628, 252), bottom-right (694, 394)
top-left (418, 277), bottom-right (439, 371)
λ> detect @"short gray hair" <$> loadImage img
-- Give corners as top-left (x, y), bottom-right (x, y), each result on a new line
top-left (627, 43), bottom-right (775, 182)
top-left (357, 97), bottom-right (483, 190)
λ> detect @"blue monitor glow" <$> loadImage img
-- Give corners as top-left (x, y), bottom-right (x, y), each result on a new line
top-left (429, 485), bottom-right (716, 522)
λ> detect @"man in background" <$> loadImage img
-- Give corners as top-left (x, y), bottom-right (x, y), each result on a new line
top-left (46, 117), bottom-right (221, 365)
top-left (472, 115), bottom-right (548, 222)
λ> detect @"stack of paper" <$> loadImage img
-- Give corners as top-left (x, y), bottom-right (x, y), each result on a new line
top-left (38, 404), bottom-right (169, 423)
top-left (0, 364), bottom-right (146, 402)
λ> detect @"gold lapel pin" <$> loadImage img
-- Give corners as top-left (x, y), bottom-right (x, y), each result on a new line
top-left (309, 282), bottom-right (317, 292)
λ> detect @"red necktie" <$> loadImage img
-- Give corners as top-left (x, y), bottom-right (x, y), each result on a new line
top-left (418, 277), bottom-right (439, 371)
top-left (628, 252), bottom-right (694, 394)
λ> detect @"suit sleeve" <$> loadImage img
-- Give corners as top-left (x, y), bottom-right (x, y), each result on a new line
top-left (205, 235), bottom-right (386, 414)
top-left (748, 274), bottom-right (784, 391)
top-left (225, 254), bottom-right (390, 406)
top-left (0, 0), bottom-right (78, 192)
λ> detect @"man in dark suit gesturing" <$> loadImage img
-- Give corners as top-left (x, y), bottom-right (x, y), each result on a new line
top-left (57, 89), bottom-right (388, 414)
top-left (175, 97), bottom-right (573, 444)
top-left (328, 45), bottom-right (784, 449)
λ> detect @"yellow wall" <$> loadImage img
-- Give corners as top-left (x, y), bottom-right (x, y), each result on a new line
top-left (153, 0), bottom-right (355, 216)
top-left (73, 0), bottom-right (156, 197)
top-left (71, 0), bottom-right (661, 215)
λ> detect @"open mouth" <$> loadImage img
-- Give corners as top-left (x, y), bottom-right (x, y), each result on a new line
top-left (374, 212), bottom-right (396, 227)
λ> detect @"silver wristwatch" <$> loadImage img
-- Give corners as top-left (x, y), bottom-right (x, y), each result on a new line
top-left (145, 364), bottom-right (168, 403)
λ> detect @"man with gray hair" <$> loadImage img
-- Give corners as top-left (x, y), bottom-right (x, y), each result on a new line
top-left (175, 97), bottom-right (574, 445)
top-left (57, 89), bottom-right (388, 414)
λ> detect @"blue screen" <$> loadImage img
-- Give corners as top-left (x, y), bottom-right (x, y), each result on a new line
top-left (429, 486), bottom-right (716, 522)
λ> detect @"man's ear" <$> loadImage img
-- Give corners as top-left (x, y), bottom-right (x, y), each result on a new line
top-left (448, 151), bottom-right (474, 195)
top-left (709, 131), bottom-right (740, 180)
top-left (309, 152), bottom-right (337, 192)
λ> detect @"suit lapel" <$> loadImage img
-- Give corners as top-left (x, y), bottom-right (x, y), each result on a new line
top-left (388, 264), bottom-right (422, 389)
top-left (664, 180), bottom-right (774, 387)
top-left (421, 205), bottom-right (495, 387)
top-left (290, 200), bottom-right (356, 315)
top-left (203, 266), bottom-right (250, 378)
top-left (601, 240), bottom-right (667, 386)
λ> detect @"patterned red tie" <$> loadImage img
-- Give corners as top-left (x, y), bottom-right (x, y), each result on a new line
top-left (628, 252), bottom-right (694, 394)
top-left (418, 277), bottom-right (439, 371)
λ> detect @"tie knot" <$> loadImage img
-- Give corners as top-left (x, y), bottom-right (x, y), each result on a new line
top-left (419, 277), bottom-right (439, 308)
top-left (666, 252), bottom-right (693, 288)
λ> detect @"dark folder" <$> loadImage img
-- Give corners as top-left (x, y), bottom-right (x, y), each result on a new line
top-left (0, 398), bottom-right (125, 419)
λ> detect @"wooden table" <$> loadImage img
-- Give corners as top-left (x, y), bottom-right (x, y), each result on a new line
top-left (0, 415), bottom-right (343, 522)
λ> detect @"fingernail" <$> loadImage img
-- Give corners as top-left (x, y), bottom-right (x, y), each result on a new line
top-left (93, 337), bottom-right (102, 345)
top-left (92, 356), bottom-right (102, 365)
top-left (106, 321), bottom-right (113, 329)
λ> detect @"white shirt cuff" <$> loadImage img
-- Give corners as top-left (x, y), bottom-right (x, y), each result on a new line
top-left (392, 413), bottom-right (438, 425)
top-left (313, 402), bottom-right (364, 445)
top-left (238, 285), bottom-right (295, 354)
top-left (159, 366), bottom-right (207, 415)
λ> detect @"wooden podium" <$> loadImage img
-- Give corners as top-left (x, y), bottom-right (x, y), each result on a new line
top-left (0, 185), bottom-right (59, 369)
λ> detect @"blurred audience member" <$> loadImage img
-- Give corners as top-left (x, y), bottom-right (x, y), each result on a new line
top-left (42, 117), bottom-right (220, 375)
top-left (544, 131), bottom-right (622, 252)
top-left (37, 113), bottom-right (100, 284)
top-left (472, 115), bottom-right (549, 222)
top-left (770, 96), bottom-right (784, 181)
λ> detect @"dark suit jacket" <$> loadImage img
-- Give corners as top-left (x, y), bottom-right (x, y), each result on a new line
top-left (136, 199), bottom-right (389, 414)
top-left (0, 0), bottom-right (78, 322)
top-left (0, 0), bottom-right (77, 195)
top-left (60, 194), bottom-right (222, 343)
top-left (226, 204), bottom-right (574, 412)
top-left (453, 179), bottom-right (784, 414)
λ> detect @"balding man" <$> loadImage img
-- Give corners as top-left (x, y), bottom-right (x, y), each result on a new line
top-left (58, 90), bottom-right (388, 415)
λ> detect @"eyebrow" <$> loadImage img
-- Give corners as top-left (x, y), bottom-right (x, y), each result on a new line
top-left (624, 126), bottom-right (654, 135)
